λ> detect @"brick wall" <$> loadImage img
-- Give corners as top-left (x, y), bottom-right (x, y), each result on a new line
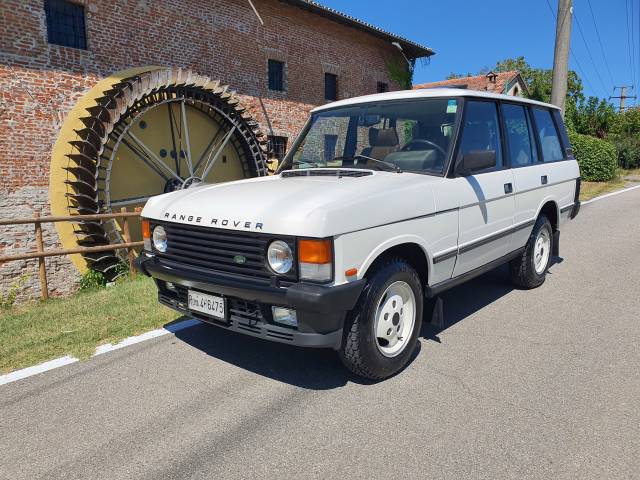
top-left (0, 0), bottom-right (403, 301)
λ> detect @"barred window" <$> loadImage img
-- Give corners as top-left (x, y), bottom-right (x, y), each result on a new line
top-left (325, 73), bottom-right (338, 101)
top-left (268, 135), bottom-right (288, 160)
top-left (377, 82), bottom-right (389, 93)
top-left (268, 60), bottom-right (285, 92)
top-left (44, 0), bottom-right (87, 50)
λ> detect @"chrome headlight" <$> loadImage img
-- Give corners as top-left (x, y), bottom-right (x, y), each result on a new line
top-left (267, 240), bottom-right (293, 274)
top-left (152, 225), bottom-right (167, 253)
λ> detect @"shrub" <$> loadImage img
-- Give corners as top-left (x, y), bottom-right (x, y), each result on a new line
top-left (79, 269), bottom-right (106, 291)
top-left (1, 274), bottom-right (30, 308)
top-left (613, 135), bottom-right (640, 169)
top-left (568, 132), bottom-right (617, 182)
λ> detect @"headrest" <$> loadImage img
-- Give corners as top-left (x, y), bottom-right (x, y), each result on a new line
top-left (369, 128), bottom-right (399, 147)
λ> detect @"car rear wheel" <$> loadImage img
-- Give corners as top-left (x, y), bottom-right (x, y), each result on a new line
top-left (339, 258), bottom-right (423, 380)
top-left (510, 214), bottom-right (553, 289)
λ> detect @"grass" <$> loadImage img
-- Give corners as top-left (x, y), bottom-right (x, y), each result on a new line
top-left (579, 180), bottom-right (627, 201)
top-left (579, 167), bottom-right (640, 202)
top-left (0, 276), bottom-right (179, 374)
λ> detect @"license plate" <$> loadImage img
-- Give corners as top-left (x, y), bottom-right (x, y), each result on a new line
top-left (187, 290), bottom-right (226, 320)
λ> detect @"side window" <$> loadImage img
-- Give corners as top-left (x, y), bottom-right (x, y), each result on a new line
top-left (459, 100), bottom-right (502, 168)
top-left (502, 103), bottom-right (537, 167)
top-left (532, 108), bottom-right (564, 162)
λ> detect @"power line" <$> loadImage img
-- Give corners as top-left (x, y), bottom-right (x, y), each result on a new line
top-left (585, 0), bottom-right (615, 86)
top-left (573, 10), bottom-right (610, 96)
top-left (625, 0), bottom-right (636, 88)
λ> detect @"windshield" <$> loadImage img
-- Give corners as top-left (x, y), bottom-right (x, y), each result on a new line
top-left (281, 98), bottom-right (460, 175)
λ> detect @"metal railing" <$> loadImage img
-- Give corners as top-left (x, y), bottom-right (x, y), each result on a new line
top-left (0, 208), bottom-right (142, 300)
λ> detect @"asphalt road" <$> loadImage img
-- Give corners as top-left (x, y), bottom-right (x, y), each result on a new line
top-left (2, 189), bottom-right (639, 480)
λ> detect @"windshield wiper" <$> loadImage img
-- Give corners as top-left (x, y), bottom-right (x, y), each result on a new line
top-left (292, 160), bottom-right (321, 168)
top-left (333, 155), bottom-right (402, 173)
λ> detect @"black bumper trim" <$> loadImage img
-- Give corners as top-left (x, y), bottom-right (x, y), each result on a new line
top-left (159, 293), bottom-right (343, 349)
top-left (136, 254), bottom-right (365, 343)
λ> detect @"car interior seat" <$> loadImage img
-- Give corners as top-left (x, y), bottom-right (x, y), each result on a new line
top-left (361, 128), bottom-right (399, 159)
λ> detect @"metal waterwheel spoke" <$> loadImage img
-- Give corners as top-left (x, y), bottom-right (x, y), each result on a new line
top-left (180, 100), bottom-right (194, 176)
top-left (110, 194), bottom-right (154, 207)
top-left (167, 102), bottom-right (181, 175)
top-left (127, 130), bottom-right (182, 182)
top-left (193, 128), bottom-right (226, 174)
top-left (121, 138), bottom-right (170, 182)
top-left (201, 126), bottom-right (237, 180)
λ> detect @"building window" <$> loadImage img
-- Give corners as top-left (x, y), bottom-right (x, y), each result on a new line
top-left (377, 82), bottom-right (389, 93)
top-left (44, 0), bottom-right (87, 50)
top-left (325, 73), bottom-right (338, 101)
top-left (268, 60), bottom-right (285, 92)
top-left (267, 135), bottom-right (288, 160)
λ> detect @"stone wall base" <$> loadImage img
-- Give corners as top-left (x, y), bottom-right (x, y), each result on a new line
top-left (0, 187), bottom-right (80, 304)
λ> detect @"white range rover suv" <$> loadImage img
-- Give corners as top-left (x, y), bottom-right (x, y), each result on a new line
top-left (137, 88), bottom-right (580, 380)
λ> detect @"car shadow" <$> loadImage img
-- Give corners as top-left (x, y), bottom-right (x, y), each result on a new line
top-left (421, 264), bottom-right (514, 342)
top-left (171, 260), bottom-right (559, 390)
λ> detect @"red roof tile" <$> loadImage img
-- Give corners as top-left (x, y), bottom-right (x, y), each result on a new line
top-left (413, 71), bottom-right (524, 94)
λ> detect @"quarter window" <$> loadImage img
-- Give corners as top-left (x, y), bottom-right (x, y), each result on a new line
top-left (532, 108), bottom-right (564, 162)
top-left (44, 0), bottom-right (87, 50)
top-left (502, 103), bottom-right (537, 166)
top-left (458, 101), bottom-right (503, 168)
top-left (268, 60), bottom-right (285, 92)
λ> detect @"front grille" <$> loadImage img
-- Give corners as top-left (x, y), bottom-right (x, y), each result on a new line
top-left (154, 221), bottom-right (296, 285)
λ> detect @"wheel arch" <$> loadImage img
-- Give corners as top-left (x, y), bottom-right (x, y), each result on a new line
top-left (537, 199), bottom-right (560, 231)
top-left (359, 237), bottom-right (431, 287)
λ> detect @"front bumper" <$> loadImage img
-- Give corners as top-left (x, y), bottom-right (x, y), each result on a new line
top-left (135, 253), bottom-right (365, 349)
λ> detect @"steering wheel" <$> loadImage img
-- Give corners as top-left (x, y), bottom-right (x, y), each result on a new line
top-left (400, 139), bottom-right (447, 156)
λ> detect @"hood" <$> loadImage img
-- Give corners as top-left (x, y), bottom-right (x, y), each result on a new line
top-left (142, 169), bottom-right (445, 237)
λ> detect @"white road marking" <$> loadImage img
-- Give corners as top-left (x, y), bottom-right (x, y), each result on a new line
top-left (0, 318), bottom-right (201, 387)
top-left (93, 318), bottom-right (200, 355)
top-left (582, 184), bottom-right (640, 205)
top-left (0, 356), bottom-right (78, 386)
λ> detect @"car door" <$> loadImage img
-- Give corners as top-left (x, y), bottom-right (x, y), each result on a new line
top-left (452, 99), bottom-right (516, 276)
top-left (502, 102), bottom-right (543, 250)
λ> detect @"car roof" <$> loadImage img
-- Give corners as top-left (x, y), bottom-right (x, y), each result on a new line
top-left (312, 87), bottom-right (560, 113)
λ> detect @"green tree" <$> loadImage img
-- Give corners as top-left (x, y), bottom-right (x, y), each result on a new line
top-left (494, 56), bottom-right (584, 107)
top-left (569, 96), bottom-right (616, 138)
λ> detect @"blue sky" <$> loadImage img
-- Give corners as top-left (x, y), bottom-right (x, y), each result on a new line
top-left (320, 0), bottom-right (640, 105)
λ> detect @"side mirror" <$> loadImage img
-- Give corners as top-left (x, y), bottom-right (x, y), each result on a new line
top-left (460, 150), bottom-right (496, 175)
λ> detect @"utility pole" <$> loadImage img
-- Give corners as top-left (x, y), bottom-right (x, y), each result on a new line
top-left (551, 0), bottom-right (573, 116)
top-left (610, 86), bottom-right (637, 112)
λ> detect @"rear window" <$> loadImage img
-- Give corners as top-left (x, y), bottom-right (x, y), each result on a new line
top-left (532, 108), bottom-right (564, 162)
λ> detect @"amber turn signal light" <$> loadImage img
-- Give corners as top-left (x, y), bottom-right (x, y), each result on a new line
top-left (298, 239), bottom-right (332, 264)
top-left (141, 219), bottom-right (151, 239)
top-left (345, 268), bottom-right (358, 277)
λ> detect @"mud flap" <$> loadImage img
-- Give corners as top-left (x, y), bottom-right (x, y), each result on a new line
top-left (553, 230), bottom-right (560, 257)
top-left (426, 296), bottom-right (444, 329)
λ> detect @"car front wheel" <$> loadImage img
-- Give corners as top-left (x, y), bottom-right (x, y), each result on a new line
top-left (339, 258), bottom-right (423, 380)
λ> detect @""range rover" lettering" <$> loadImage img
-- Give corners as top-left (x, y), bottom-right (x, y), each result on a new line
top-left (163, 212), bottom-right (263, 230)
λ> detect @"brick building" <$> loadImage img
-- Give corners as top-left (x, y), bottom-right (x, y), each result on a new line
top-left (0, 0), bottom-right (432, 301)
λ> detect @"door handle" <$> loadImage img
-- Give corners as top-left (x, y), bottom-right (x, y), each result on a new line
top-left (541, 175), bottom-right (548, 185)
top-left (504, 183), bottom-right (513, 194)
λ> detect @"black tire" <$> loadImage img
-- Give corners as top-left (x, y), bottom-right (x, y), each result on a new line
top-left (509, 214), bottom-right (553, 289)
top-left (339, 257), bottom-right (423, 380)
